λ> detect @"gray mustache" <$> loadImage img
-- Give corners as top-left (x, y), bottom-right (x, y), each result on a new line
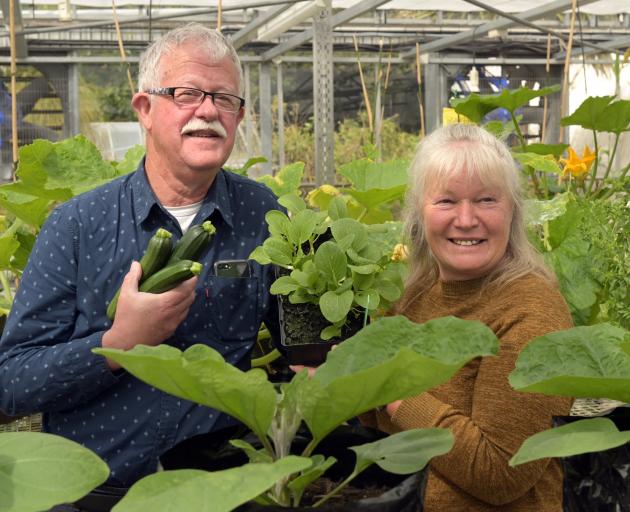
top-left (181, 119), bottom-right (227, 138)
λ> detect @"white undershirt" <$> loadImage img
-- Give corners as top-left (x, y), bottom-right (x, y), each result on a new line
top-left (164, 200), bottom-right (203, 232)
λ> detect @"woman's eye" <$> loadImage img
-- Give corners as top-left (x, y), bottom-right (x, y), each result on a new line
top-left (437, 198), bottom-right (454, 204)
top-left (479, 197), bottom-right (496, 203)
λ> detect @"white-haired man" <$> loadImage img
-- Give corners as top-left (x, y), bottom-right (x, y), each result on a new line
top-left (0, 24), bottom-right (280, 487)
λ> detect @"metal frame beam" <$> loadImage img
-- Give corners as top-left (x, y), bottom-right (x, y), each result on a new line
top-left (230, 3), bottom-right (292, 50)
top-left (262, 0), bottom-right (390, 61)
top-left (402, 0), bottom-right (600, 57)
top-left (555, 34), bottom-right (630, 59)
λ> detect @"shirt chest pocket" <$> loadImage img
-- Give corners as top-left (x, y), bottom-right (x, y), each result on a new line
top-left (202, 276), bottom-right (260, 342)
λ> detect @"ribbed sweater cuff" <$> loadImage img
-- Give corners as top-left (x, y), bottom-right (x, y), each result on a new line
top-left (390, 392), bottom-right (444, 430)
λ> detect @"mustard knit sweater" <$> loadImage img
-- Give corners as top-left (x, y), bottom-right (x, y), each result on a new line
top-left (363, 273), bottom-right (573, 511)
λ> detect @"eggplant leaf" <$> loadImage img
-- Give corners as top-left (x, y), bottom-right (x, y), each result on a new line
top-left (299, 315), bottom-right (499, 443)
top-left (351, 428), bottom-right (454, 475)
top-left (509, 324), bottom-right (630, 402)
top-left (93, 344), bottom-right (277, 440)
top-left (0, 432), bottom-right (109, 512)
top-left (112, 458), bottom-right (311, 512)
top-left (510, 418), bottom-right (630, 466)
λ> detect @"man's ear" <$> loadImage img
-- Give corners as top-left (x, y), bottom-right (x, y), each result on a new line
top-left (235, 106), bottom-right (245, 126)
top-left (132, 92), bottom-right (152, 131)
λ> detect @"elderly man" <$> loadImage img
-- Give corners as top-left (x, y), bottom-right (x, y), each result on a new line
top-left (0, 24), bottom-right (280, 487)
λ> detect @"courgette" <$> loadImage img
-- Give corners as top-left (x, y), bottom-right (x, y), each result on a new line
top-left (107, 228), bottom-right (173, 320)
top-left (167, 220), bottom-right (216, 265)
top-left (139, 259), bottom-right (203, 294)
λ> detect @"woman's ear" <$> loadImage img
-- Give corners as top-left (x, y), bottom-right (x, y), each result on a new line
top-left (132, 92), bottom-right (152, 131)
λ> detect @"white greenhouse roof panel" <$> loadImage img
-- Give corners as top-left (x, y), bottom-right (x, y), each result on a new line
top-left (16, 0), bottom-right (630, 15)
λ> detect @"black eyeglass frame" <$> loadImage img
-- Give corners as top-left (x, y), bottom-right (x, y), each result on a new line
top-left (145, 87), bottom-right (245, 112)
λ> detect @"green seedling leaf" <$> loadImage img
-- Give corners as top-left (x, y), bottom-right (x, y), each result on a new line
top-left (513, 152), bottom-right (560, 174)
top-left (349, 264), bottom-right (381, 275)
top-left (509, 323), bottom-right (630, 402)
top-left (265, 210), bottom-right (291, 238)
top-left (331, 218), bottom-right (368, 252)
top-left (354, 289), bottom-right (380, 310)
top-left (278, 192), bottom-right (306, 214)
top-left (327, 196), bottom-right (349, 220)
top-left (229, 440), bottom-right (273, 464)
top-left (257, 162), bottom-right (305, 197)
top-left (320, 289), bottom-right (354, 323)
top-left (320, 324), bottom-right (342, 340)
top-left (298, 316), bottom-right (499, 443)
top-left (287, 455), bottom-right (337, 503)
top-left (0, 432), bottom-right (109, 512)
top-left (374, 277), bottom-right (403, 303)
top-left (112, 458), bottom-right (311, 512)
top-left (270, 275), bottom-right (300, 295)
top-left (248, 246), bottom-right (272, 265)
top-left (93, 344), bottom-right (277, 441)
top-left (560, 95), bottom-right (615, 130)
top-left (314, 241), bottom-right (347, 284)
top-left (263, 238), bottom-right (294, 266)
top-left (351, 428), bottom-right (454, 475)
top-left (510, 418), bottom-right (630, 466)
top-left (288, 209), bottom-right (322, 246)
top-left (291, 267), bottom-right (318, 289)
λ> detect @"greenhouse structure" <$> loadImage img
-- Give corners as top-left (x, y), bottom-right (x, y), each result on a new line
top-left (0, 1), bottom-right (628, 512)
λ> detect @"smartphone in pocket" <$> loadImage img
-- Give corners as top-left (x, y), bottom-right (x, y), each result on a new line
top-left (213, 259), bottom-right (252, 278)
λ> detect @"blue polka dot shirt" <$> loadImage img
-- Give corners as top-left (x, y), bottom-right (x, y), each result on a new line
top-left (0, 161), bottom-right (281, 486)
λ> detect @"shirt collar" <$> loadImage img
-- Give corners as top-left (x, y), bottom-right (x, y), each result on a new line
top-left (130, 159), bottom-right (235, 229)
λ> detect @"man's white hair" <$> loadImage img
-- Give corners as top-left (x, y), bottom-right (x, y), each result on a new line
top-left (138, 23), bottom-right (243, 95)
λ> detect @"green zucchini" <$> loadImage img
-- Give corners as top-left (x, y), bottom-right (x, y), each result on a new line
top-left (167, 220), bottom-right (216, 265)
top-left (107, 228), bottom-right (173, 320)
top-left (139, 259), bottom-right (203, 294)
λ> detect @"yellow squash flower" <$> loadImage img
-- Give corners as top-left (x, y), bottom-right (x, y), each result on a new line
top-left (559, 146), bottom-right (596, 180)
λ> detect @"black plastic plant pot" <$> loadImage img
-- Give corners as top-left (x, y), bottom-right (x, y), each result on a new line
top-left (553, 407), bottom-right (630, 512)
top-left (277, 296), bottom-right (365, 367)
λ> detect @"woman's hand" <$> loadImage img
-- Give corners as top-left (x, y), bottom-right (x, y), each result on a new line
top-left (289, 365), bottom-right (317, 377)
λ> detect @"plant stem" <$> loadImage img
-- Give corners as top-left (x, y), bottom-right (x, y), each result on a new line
top-left (510, 111), bottom-right (527, 152)
top-left (251, 348), bottom-right (282, 368)
top-left (0, 271), bottom-right (13, 303)
top-left (587, 130), bottom-right (599, 194)
top-left (312, 470), bottom-right (360, 508)
top-left (600, 132), bottom-right (620, 185)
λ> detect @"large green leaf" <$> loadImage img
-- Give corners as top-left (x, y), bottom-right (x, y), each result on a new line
top-left (561, 96), bottom-right (630, 133)
top-left (112, 458), bottom-right (311, 512)
top-left (345, 186), bottom-right (408, 210)
top-left (93, 344), bottom-right (277, 440)
top-left (338, 159), bottom-right (409, 192)
top-left (257, 162), bottom-right (305, 197)
top-left (509, 324), bottom-right (630, 402)
top-left (298, 315), bottom-right (499, 443)
top-left (0, 188), bottom-right (53, 228)
top-left (560, 95), bottom-right (615, 130)
top-left (519, 143), bottom-right (569, 158)
top-left (510, 418), bottom-right (630, 466)
top-left (0, 234), bottom-right (20, 270)
top-left (0, 432), bottom-right (109, 512)
top-left (113, 145), bottom-right (144, 175)
top-left (525, 192), bottom-right (572, 226)
top-left (512, 152), bottom-right (560, 174)
top-left (351, 428), bottom-right (454, 475)
top-left (16, 136), bottom-right (117, 197)
top-left (452, 86), bottom-right (560, 122)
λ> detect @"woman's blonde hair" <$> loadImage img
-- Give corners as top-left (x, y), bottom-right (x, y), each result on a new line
top-left (397, 123), bottom-right (554, 313)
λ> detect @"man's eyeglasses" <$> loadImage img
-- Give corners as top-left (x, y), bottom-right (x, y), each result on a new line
top-left (146, 87), bottom-right (245, 113)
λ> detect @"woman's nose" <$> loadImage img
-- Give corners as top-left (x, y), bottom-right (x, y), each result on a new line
top-left (454, 202), bottom-right (479, 228)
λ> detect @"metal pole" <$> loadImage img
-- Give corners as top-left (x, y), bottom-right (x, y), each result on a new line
top-left (259, 61), bottom-right (273, 175)
top-left (276, 61), bottom-right (285, 169)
